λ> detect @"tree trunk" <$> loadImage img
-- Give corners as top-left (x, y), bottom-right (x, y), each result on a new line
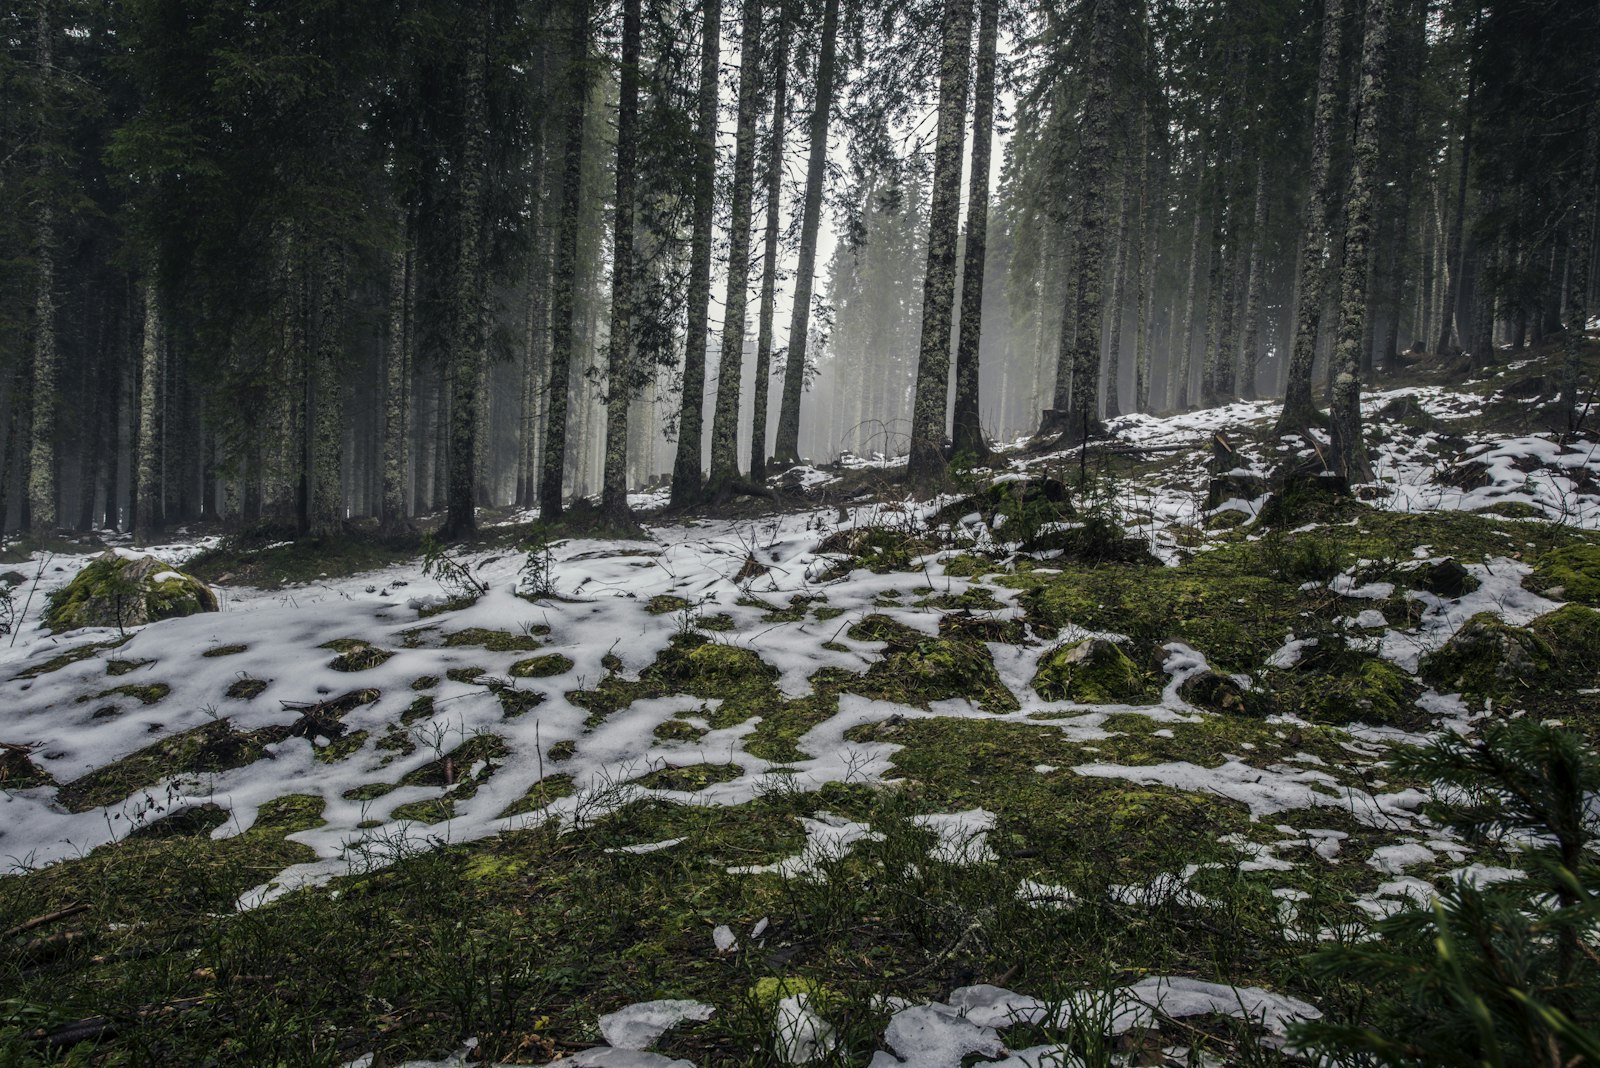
top-left (309, 247), bottom-right (346, 537)
top-left (540, 0), bottom-right (592, 521)
top-left (1240, 157), bottom-right (1268, 399)
top-left (772, 0), bottom-right (841, 468)
top-left (134, 274), bottom-right (163, 545)
top-left (1174, 172), bottom-right (1206, 411)
top-left (380, 213), bottom-right (412, 534)
top-left (1435, 74), bottom-right (1474, 355)
top-left (27, 0), bottom-right (56, 535)
top-left (1564, 104), bottom-right (1598, 434)
top-left (1103, 141), bottom-right (1132, 421)
top-left (906, 0), bottom-right (975, 485)
top-left (749, 1), bottom-right (792, 483)
top-left (1277, 0), bottom-right (1346, 434)
top-left (951, 0), bottom-right (999, 458)
top-left (1329, 0), bottom-right (1391, 483)
top-left (670, 0), bottom-right (723, 501)
top-left (601, 0), bottom-right (642, 524)
top-left (706, 0), bottom-right (766, 498)
top-left (1133, 103), bottom-right (1158, 412)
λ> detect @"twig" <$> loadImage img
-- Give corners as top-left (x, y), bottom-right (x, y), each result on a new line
top-left (3, 901), bottom-right (88, 940)
top-left (9, 553), bottom-right (50, 648)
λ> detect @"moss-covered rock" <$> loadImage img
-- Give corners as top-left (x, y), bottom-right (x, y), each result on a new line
top-left (854, 632), bottom-right (1019, 713)
top-left (1178, 670), bottom-right (1255, 716)
top-left (1530, 604), bottom-right (1600, 688)
top-left (1032, 638), bottom-right (1149, 704)
top-left (44, 552), bottom-right (218, 633)
top-left (1419, 612), bottom-right (1553, 700)
top-left (1270, 656), bottom-right (1419, 726)
top-left (1529, 544), bottom-right (1600, 605)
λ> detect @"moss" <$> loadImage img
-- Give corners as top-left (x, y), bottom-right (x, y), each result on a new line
top-left (633, 762), bottom-right (742, 792)
top-left (411, 675), bottom-right (438, 691)
top-left (416, 592), bottom-right (481, 618)
top-left (699, 612), bottom-right (737, 631)
top-left (914, 586), bottom-right (1004, 612)
top-left (647, 595), bottom-right (692, 615)
top-left (654, 718), bottom-right (708, 743)
top-left (390, 798), bottom-right (454, 824)
top-left (45, 553), bottom-right (219, 633)
top-left (446, 665), bottom-right (488, 683)
top-left (547, 739), bottom-right (577, 762)
top-left (1529, 544), bottom-right (1600, 605)
top-left (815, 526), bottom-right (934, 575)
top-left (226, 677), bottom-right (268, 700)
top-left (375, 725), bottom-right (417, 762)
top-left (399, 734), bottom-right (507, 790)
top-left (1530, 604), bottom-right (1600, 689)
top-left (322, 639), bottom-right (394, 672)
top-left (1032, 639), bottom-right (1151, 704)
top-left (125, 803), bottom-right (232, 840)
top-left (496, 774), bottom-right (576, 818)
top-left (56, 720), bottom-right (271, 812)
top-left (852, 632), bottom-right (1018, 713)
top-left (106, 658), bottom-right (153, 676)
top-left (312, 730), bottom-right (369, 763)
top-left (749, 977), bottom-right (841, 1013)
top-left (442, 627), bottom-right (546, 652)
top-left (846, 613), bottom-right (916, 643)
top-left (1177, 671), bottom-right (1257, 716)
top-left (510, 653), bottom-right (576, 678)
top-left (79, 682), bottom-right (171, 706)
top-left (185, 529), bottom-right (420, 590)
top-left (253, 793), bottom-right (328, 833)
top-left (496, 687), bottom-right (546, 718)
top-left (342, 783), bottom-right (398, 802)
top-left (463, 854), bottom-right (527, 882)
top-left (1419, 612), bottom-right (1554, 701)
top-left (202, 643), bottom-right (249, 658)
top-left (941, 553), bottom-right (1000, 578)
top-left (1267, 656), bottom-right (1420, 727)
top-left (12, 637), bottom-right (128, 679)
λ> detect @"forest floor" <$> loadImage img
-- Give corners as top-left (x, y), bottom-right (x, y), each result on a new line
top-left (2, 337), bottom-right (1599, 1067)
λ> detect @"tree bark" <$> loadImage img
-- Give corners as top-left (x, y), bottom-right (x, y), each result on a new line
top-left (1103, 138), bottom-right (1132, 420)
top-left (749, 0), bottom-right (792, 483)
top-left (309, 247), bottom-right (346, 537)
top-left (1277, 0), bottom-right (1346, 433)
top-left (1173, 169), bottom-right (1206, 411)
top-left (1329, 0), bottom-right (1391, 483)
top-left (670, 0), bottom-right (723, 502)
top-left (134, 273), bottom-right (163, 545)
top-left (540, 0), bottom-right (592, 521)
top-left (1434, 74), bottom-right (1474, 355)
top-left (1239, 157), bottom-right (1268, 399)
top-left (951, 0), bottom-right (999, 458)
top-left (706, 0), bottom-right (766, 498)
top-left (27, 0), bottom-right (56, 535)
top-left (600, 0), bottom-right (642, 524)
top-left (1564, 104), bottom-right (1598, 434)
top-left (772, 0), bottom-right (841, 468)
top-left (1133, 102), bottom-right (1158, 413)
top-left (380, 212), bottom-right (412, 535)
top-left (907, 0), bottom-right (975, 486)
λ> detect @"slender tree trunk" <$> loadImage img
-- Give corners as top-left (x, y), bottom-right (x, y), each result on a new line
top-left (772, 0), bottom-right (841, 467)
top-left (907, 0), bottom-right (975, 485)
top-left (540, 0), bottom-right (592, 520)
top-left (749, 1), bottom-right (792, 483)
top-left (706, 0), bottom-right (766, 498)
top-left (134, 274), bottom-right (163, 545)
top-left (27, 0), bottom-right (56, 535)
top-left (1200, 185), bottom-right (1231, 407)
top-left (951, 0), bottom-right (999, 458)
top-left (670, 0), bottom-right (723, 501)
top-left (1329, 0), bottom-right (1391, 482)
top-left (600, 0), bottom-right (642, 523)
top-left (381, 213), bottom-right (412, 534)
top-left (1564, 105), bottom-right (1598, 433)
top-left (1277, 0), bottom-right (1346, 433)
top-left (1174, 175), bottom-right (1206, 411)
top-left (443, 5), bottom-right (489, 539)
top-left (1134, 108), bottom-right (1158, 412)
top-left (309, 248), bottom-right (346, 537)
top-left (1435, 75), bottom-right (1474, 355)
top-left (1240, 158), bottom-right (1268, 399)
top-left (1104, 143), bottom-right (1132, 420)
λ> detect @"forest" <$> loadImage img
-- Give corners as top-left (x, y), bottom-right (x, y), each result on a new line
top-left (2, 0), bottom-right (1600, 1064)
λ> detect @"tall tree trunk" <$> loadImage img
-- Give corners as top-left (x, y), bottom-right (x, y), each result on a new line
top-left (541, 0), bottom-right (592, 521)
top-left (1434, 74), bottom-right (1474, 355)
top-left (749, 1), bottom-right (792, 482)
top-left (1329, 0), bottom-right (1391, 482)
top-left (1564, 104), bottom-right (1598, 434)
top-left (134, 274), bottom-right (163, 545)
top-left (706, 0), bottom-right (766, 498)
top-left (1240, 158), bottom-right (1268, 399)
top-left (600, 0), bottom-right (642, 523)
top-left (772, 0), bottom-right (840, 468)
top-left (1103, 143), bottom-right (1132, 420)
top-left (951, 0), bottom-right (999, 458)
top-left (1173, 172), bottom-right (1206, 411)
top-left (27, 0), bottom-right (56, 535)
top-left (906, 0), bottom-right (975, 485)
top-left (1133, 105), bottom-right (1158, 412)
top-left (381, 214), bottom-right (413, 534)
top-left (1277, 0), bottom-right (1346, 433)
top-left (1200, 184), bottom-right (1231, 407)
top-left (443, 5), bottom-right (489, 539)
top-left (309, 248), bottom-right (346, 537)
top-left (670, 0), bottom-right (723, 501)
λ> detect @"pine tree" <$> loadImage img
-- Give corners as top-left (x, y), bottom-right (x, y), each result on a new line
top-left (749, 0), bottom-right (792, 483)
top-left (600, 0), bottom-right (642, 525)
top-left (951, 0), bottom-right (999, 461)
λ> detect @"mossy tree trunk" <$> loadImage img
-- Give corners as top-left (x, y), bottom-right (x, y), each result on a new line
top-left (600, 0), bottom-right (641, 524)
top-left (540, 0), bottom-right (591, 521)
top-left (1276, 0), bottom-right (1345, 434)
top-left (749, 0), bottom-right (791, 483)
top-left (309, 245), bottom-right (346, 538)
top-left (951, 0), bottom-right (999, 459)
top-left (670, 0), bottom-right (722, 503)
top-left (1133, 95), bottom-right (1158, 413)
top-left (906, 0), bottom-right (974, 486)
top-left (1434, 74), bottom-right (1474, 355)
top-left (134, 271), bottom-right (163, 546)
top-left (1328, 0), bottom-right (1390, 484)
top-left (1103, 135), bottom-right (1131, 421)
top-left (27, 0), bottom-right (57, 535)
top-left (380, 209), bottom-right (412, 535)
top-left (705, 0), bottom-right (764, 499)
top-left (1239, 157), bottom-right (1268, 400)
top-left (771, 0), bottom-right (840, 469)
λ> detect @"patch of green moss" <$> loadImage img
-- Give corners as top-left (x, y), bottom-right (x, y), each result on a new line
top-left (44, 554), bottom-right (219, 633)
top-left (815, 526), bottom-right (935, 576)
top-left (852, 632), bottom-right (1018, 713)
top-left (446, 665), bottom-right (488, 684)
top-left (375, 725), bottom-right (417, 762)
top-left (106, 658), bottom-right (153, 676)
top-left (312, 730), bottom-right (369, 764)
top-left (496, 687), bottom-right (546, 718)
top-left (700, 611), bottom-right (737, 631)
top-left (1266, 655), bottom-right (1420, 727)
top-left (57, 721), bottom-right (271, 812)
top-left (226, 677), bottom-right (268, 700)
top-left (1529, 544), bottom-right (1600, 605)
top-left (399, 734), bottom-right (507, 790)
top-left (342, 783), bottom-right (397, 802)
top-left (510, 653), bottom-right (576, 678)
top-left (547, 739), bottom-right (577, 762)
top-left (322, 639), bottom-right (394, 672)
top-left (633, 762), bottom-right (742, 792)
top-left (1419, 612), bottom-right (1554, 702)
top-left (12, 637), bottom-right (128, 679)
top-left (416, 592), bottom-right (481, 619)
top-left (411, 675), bottom-right (438, 691)
top-left (647, 595), bottom-right (692, 615)
top-left (443, 627), bottom-right (547, 651)
top-left (186, 530), bottom-right (420, 590)
top-left (202, 643), bottom-right (249, 658)
top-left (1032, 639), bottom-right (1151, 704)
top-left (390, 798), bottom-right (454, 824)
top-left (79, 682), bottom-right (170, 706)
top-left (654, 718), bottom-right (708, 742)
top-left (253, 793), bottom-right (328, 833)
top-left (496, 774), bottom-right (576, 818)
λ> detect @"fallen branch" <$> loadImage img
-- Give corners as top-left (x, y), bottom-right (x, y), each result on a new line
top-left (3, 901), bottom-right (88, 940)
top-left (28, 996), bottom-right (210, 1048)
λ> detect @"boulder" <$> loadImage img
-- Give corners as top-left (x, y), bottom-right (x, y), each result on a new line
top-left (1032, 638), bottom-right (1147, 704)
top-left (1178, 670), bottom-right (1255, 715)
top-left (1418, 612), bottom-right (1551, 700)
top-left (45, 552), bottom-right (219, 633)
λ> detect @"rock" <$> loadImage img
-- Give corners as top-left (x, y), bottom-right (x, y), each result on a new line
top-left (1032, 638), bottom-right (1147, 703)
top-left (44, 552), bottom-right (219, 633)
top-left (1529, 544), bottom-right (1600, 605)
top-left (1418, 558), bottom-right (1477, 598)
top-left (1178, 670), bottom-right (1254, 715)
top-left (1418, 612), bottom-right (1552, 700)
